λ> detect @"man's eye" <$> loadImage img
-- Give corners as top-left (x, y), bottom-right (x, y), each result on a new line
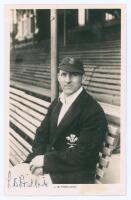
top-left (61, 73), bottom-right (67, 77)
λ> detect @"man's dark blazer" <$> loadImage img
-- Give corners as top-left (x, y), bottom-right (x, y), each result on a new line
top-left (25, 89), bottom-right (108, 184)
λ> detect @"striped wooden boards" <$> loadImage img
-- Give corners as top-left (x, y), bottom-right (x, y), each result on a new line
top-left (10, 40), bottom-right (120, 106)
top-left (9, 87), bottom-right (50, 166)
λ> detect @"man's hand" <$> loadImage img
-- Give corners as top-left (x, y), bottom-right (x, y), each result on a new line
top-left (29, 155), bottom-right (44, 175)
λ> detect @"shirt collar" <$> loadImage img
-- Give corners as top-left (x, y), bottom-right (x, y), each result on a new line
top-left (59, 87), bottom-right (83, 105)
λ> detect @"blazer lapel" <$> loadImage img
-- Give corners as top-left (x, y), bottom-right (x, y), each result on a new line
top-left (49, 90), bottom-right (87, 148)
top-left (57, 100), bottom-right (81, 129)
top-left (50, 99), bottom-right (62, 132)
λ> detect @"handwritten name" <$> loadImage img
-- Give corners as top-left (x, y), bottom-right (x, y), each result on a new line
top-left (8, 170), bottom-right (48, 188)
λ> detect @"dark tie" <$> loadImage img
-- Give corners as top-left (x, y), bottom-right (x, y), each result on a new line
top-left (56, 99), bottom-right (63, 120)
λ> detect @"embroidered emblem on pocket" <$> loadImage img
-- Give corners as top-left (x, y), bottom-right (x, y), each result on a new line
top-left (66, 134), bottom-right (78, 148)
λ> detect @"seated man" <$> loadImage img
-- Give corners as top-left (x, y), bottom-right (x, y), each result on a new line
top-left (24, 57), bottom-right (108, 184)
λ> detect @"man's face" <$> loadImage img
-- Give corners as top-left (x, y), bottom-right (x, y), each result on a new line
top-left (58, 70), bottom-right (83, 97)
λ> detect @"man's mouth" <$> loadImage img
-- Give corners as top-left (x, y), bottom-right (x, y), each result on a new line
top-left (64, 85), bottom-right (73, 89)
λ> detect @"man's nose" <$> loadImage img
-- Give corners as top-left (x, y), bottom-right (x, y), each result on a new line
top-left (65, 74), bottom-right (71, 82)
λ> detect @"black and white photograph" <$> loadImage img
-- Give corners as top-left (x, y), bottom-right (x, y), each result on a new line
top-left (4, 4), bottom-right (126, 195)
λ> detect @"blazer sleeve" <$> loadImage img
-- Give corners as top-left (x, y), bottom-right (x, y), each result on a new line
top-left (43, 109), bottom-right (107, 173)
top-left (24, 99), bottom-right (57, 163)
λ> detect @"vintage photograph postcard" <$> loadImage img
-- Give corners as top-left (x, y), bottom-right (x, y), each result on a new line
top-left (4, 4), bottom-right (126, 196)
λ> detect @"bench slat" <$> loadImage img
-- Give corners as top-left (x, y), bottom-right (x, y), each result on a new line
top-left (88, 92), bottom-right (120, 106)
top-left (10, 139), bottom-right (27, 161)
top-left (84, 67), bottom-right (120, 74)
top-left (9, 145), bottom-right (23, 164)
top-left (96, 168), bottom-right (105, 178)
top-left (10, 109), bottom-right (37, 133)
top-left (106, 135), bottom-right (116, 146)
top-left (10, 115), bottom-right (35, 140)
top-left (86, 86), bottom-right (120, 95)
top-left (11, 73), bottom-right (50, 84)
top-left (10, 93), bottom-right (48, 114)
top-left (100, 103), bottom-right (120, 119)
top-left (10, 127), bottom-right (32, 152)
top-left (10, 103), bottom-right (41, 128)
top-left (85, 81), bottom-right (120, 90)
top-left (10, 98), bottom-right (44, 121)
top-left (10, 87), bottom-right (50, 108)
top-left (85, 75), bottom-right (120, 84)
top-left (108, 124), bottom-right (119, 136)
top-left (11, 76), bottom-right (50, 89)
top-left (102, 146), bottom-right (113, 156)
top-left (9, 152), bottom-right (20, 166)
top-left (85, 72), bottom-right (120, 79)
top-left (99, 157), bottom-right (109, 168)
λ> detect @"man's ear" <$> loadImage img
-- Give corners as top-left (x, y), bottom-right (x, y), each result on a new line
top-left (82, 74), bottom-right (86, 85)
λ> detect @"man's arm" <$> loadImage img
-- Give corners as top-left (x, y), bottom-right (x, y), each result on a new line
top-left (24, 99), bottom-right (57, 163)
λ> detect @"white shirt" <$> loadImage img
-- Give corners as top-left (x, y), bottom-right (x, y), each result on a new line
top-left (57, 87), bottom-right (83, 126)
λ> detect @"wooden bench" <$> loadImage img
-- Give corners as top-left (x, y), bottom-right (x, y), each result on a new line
top-left (9, 86), bottom-right (50, 166)
top-left (10, 63), bottom-right (120, 106)
top-left (10, 39), bottom-right (120, 107)
top-left (12, 40), bottom-right (120, 65)
top-left (95, 125), bottom-right (120, 183)
top-left (9, 86), bottom-right (120, 184)
top-left (10, 63), bottom-right (51, 90)
top-left (83, 65), bottom-right (120, 106)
